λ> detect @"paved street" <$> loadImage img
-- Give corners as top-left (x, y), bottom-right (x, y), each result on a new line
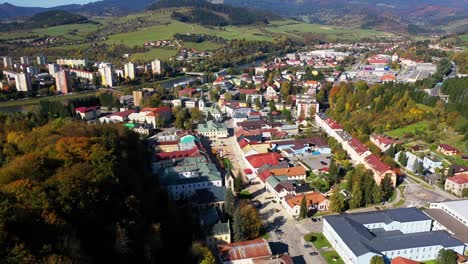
top-left (402, 177), bottom-right (457, 208)
top-left (246, 184), bottom-right (327, 264)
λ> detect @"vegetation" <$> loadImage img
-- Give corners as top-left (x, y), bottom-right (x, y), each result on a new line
top-left (322, 251), bottom-right (345, 264)
top-left (370, 255), bottom-right (385, 264)
top-left (0, 116), bottom-right (198, 263)
top-left (437, 249), bottom-right (457, 264)
top-left (304, 232), bottom-right (331, 249)
top-left (233, 200), bottom-right (263, 242)
top-left (0, 11), bottom-right (90, 32)
top-left (299, 196), bottom-right (308, 219)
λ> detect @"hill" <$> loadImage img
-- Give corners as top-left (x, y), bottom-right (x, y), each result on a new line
top-left (225, 0), bottom-right (468, 34)
top-left (0, 10), bottom-right (90, 32)
top-left (148, 0), bottom-right (276, 26)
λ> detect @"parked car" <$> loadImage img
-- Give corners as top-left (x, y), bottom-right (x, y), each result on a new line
top-left (309, 252), bottom-right (319, 256)
top-left (304, 244), bottom-right (312, 248)
top-left (320, 161), bottom-right (328, 165)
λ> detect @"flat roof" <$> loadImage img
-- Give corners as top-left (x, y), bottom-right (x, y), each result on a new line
top-left (424, 208), bottom-right (468, 243)
top-left (434, 200), bottom-right (468, 222)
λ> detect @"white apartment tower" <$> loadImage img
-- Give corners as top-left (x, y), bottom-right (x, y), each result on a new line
top-left (124, 62), bottom-right (136, 79)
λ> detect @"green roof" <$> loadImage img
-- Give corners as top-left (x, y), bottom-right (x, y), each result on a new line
top-left (154, 156), bottom-right (222, 185)
top-left (197, 120), bottom-right (227, 133)
top-left (265, 175), bottom-right (289, 189)
top-left (180, 134), bottom-right (199, 144)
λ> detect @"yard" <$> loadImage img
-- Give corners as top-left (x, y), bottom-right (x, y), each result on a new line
top-left (304, 232), bottom-right (345, 264)
top-left (386, 121), bottom-right (429, 138)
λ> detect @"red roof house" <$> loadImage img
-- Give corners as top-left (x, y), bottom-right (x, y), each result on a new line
top-left (438, 144), bottom-right (461, 156)
top-left (246, 152), bottom-right (284, 168)
top-left (217, 238), bottom-right (272, 263)
top-left (178, 88), bottom-right (196, 97)
top-left (392, 257), bottom-right (421, 264)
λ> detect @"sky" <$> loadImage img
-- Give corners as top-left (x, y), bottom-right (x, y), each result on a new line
top-left (7, 0), bottom-right (95, 7)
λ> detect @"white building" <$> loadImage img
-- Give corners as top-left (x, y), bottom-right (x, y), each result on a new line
top-left (323, 208), bottom-right (465, 264)
top-left (3, 56), bottom-right (13, 69)
top-left (55, 70), bottom-right (72, 94)
top-left (37, 55), bottom-right (47, 65)
top-left (197, 120), bottom-right (228, 139)
top-left (20, 56), bottom-right (30, 65)
top-left (70, 68), bottom-right (94, 81)
top-left (151, 59), bottom-right (164, 75)
top-left (15, 73), bottom-right (32, 92)
top-left (56, 58), bottom-right (88, 68)
top-left (425, 200), bottom-right (468, 244)
top-left (124, 62), bottom-right (136, 79)
top-left (48, 63), bottom-right (60, 75)
top-left (99, 64), bottom-right (115, 87)
top-left (296, 93), bottom-right (319, 119)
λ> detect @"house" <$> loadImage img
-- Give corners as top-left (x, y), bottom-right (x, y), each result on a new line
top-left (75, 106), bottom-right (101, 120)
top-left (392, 257), bottom-right (421, 264)
top-left (423, 155), bottom-right (443, 173)
top-left (245, 152), bottom-right (288, 182)
top-left (178, 87), bottom-right (196, 97)
top-left (282, 192), bottom-right (329, 217)
top-left (269, 166), bottom-right (307, 181)
top-left (142, 107), bottom-right (173, 128)
top-left (99, 109), bottom-right (136, 123)
top-left (206, 221), bottom-right (231, 249)
top-left (370, 134), bottom-right (395, 152)
top-left (197, 120), bottom-right (228, 139)
top-left (396, 152), bottom-right (423, 173)
top-left (217, 238), bottom-right (272, 264)
top-left (125, 123), bottom-right (154, 135)
top-left (444, 173), bottom-right (468, 197)
top-left (242, 142), bottom-right (270, 157)
top-left (364, 154), bottom-right (397, 187)
top-left (438, 144), bottom-right (461, 156)
top-left (323, 208), bottom-right (465, 264)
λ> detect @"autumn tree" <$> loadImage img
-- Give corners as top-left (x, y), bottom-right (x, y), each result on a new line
top-left (329, 187), bottom-right (346, 213)
top-left (233, 201), bottom-right (263, 241)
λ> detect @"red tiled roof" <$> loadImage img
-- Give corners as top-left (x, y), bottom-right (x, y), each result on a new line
top-left (439, 144), bottom-right (460, 153)
top-left (371, 134), bottom-right (395, 146)
top-left (217, 238), bottom-right (272, 262)
top-left (155, 140), bottom-right (178, 146)
top-left (349, 138), bottom-right (369, 155)
top-left (244, 169), bottom-right (253, 174)
top-left (239, 138), bottom-right (250, 149)
top-left (446, 173), bottom-right (468, 185)
top-left (381, 74), bottom-right (396, 81)
top-left (285, 192), bottom-right (327, 209)
top-left (178, 88), bottom-right (196, 96)
top-left (75, 106), bottom-right (100, 113)
top-left (111, 109), bottom-right (136, 118)
top-left (259, 170), bottom-right (273, 182)
top-left (392, 257), bottom-right (421, 264)
top-left (246, 152), bottom-right (284, 168)
top-left (239, 89), bottom-right (258, 94)
top-left (155, 147), bottom-right (201, 160)
top-left (365, 154), bottom-right (392, 175)
top-left (324, 118), bottom-right (343, 130)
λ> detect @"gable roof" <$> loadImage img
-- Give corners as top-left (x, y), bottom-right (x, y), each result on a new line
top-left (392, 257), bottom-right (421, 264)
top-left (246, 152), bottom-right (284, 168)
top-left (349, 138), bottom-right (370, 155)
top-left (285, 192), bottom-right (327, 209)
top-left (269, 166), bottom-right (306, 177)
top-left (217, 238), bottom-right (272, 262)
top-left (365, 154), bottom-right (392, 175)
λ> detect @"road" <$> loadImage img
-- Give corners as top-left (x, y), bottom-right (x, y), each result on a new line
top-left (247, 184), bottom-right (326, 264)
top-left (401, 176), bottom-right (458, 208)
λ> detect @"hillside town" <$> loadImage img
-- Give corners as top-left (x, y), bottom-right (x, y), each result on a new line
top-left (1, 37), bottom-right (467, 264)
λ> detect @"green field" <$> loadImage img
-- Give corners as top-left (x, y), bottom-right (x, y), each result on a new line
top-left (182, 41), bottom-right (221, 50)
top-left (385, 121), bottom-right (429, 138)
top-left (0, 22), bottom-right (101, 41)
top-left (322, 251), bottom-right (345, 264)
top-left (304, 233), bottom-right (332, 249)
top-left (0, 91), bottom-right (97, 109)
top-left (130, 48), bottom-right (179, 62)
top-left (461, 34), bottom-right (468, 43)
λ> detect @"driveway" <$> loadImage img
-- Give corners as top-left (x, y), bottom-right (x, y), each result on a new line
top-left (247, 184), bottom-right (327, 264)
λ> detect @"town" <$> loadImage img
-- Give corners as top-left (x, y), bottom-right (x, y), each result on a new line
top-left (2, 34), bottom-right (467, 264)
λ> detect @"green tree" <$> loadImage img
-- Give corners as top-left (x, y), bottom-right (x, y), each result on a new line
top-left (299, 195), bottom-right (308, 219)
top-left (224, 189), bottom-right (236, 217)
top-left (381, 175), bottom-right (394, 201)
top-left (371, 184), bottom-right (382, 204)
top-left (462, 188), bottom-right (468, 198)
top-left (437, 249), bottom-right (457, 264)
top-left (370, 255), bottom-right (385, 264)
top-left (417, 161), bottom-right (425, 175)
top-left (280, 81), bottom-right (291, 98)
top-left (234, 173), bottom-right (244, 194)
top-left (329, 187), bottom-right (345, 213)
top-left (397, 152), bottom-right (407, 167)
top-left (192, 243), bottom-right (216, 264)
top-left (254, 97), bottom-right (261, 109)
top-left (233, 202), bottom-right (262, 241)
top-left (268, 99), bottom-right (277, 112)
top-left (349, 187), bottom-right (363, 209)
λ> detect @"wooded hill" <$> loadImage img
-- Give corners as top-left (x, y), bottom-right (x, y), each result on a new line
top-left (0, 10), bottom-right (91, 32)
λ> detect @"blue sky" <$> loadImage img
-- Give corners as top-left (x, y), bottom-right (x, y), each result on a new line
top-left (8, 0), bottom-right (95, 7)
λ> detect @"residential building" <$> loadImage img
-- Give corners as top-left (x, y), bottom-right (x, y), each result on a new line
top-left (56, 58), bottom-right (88, 68)
top-left (192, 185), bottom-right (227, 209)
top-left (151, 59), bottom-right (164, 75)
top-left (323, 208), bottom-right (465, 264)
top-left (423, 155), bottom-right (443, 173)
top-left (282, 192), bottom-right (329, 217)
top-left (15, 73), bottom-right (32, 92)
top-left (37, 55), bottom-right (47, 65)
top-left (75, 106), bottom-right (101, 120)
top-left (99, 64), bottom-right (115, 87)
top-left (296, 93), bottom-right (319, 119)
top-left (438, 144), bottom-right (461, 156)
top-left (197, 120), bottom-right (228, 139)
top-left (370, 134), bottom-right (395, 152)
top-left (70, 68), bottom-right (94, 81)
top-left (206, 221), bottom-right (231, 249)
top-left (55, 70), bottom-right (72, 94)
top-left (26, 66), bottom-right (38, 75)
top-left (444, 173), bottom-right (468, 197)
top-left (48, 63), bottom-right (60, 75)
top-left (152, 156), bottom-right (222, 199)
top-left (424, 200), bottom-right (468, 244)
top-left (3, 56), bottom-right (13, 69)
top-left (99, 109), bottom-right (136, 123)
top-left (128, 107), bottom-right (172, 128)
top-left (124, 62), bottom-right (136, 79)
top-left (217, 238), bottom-right (272, 264)
top-left (20, 56), bottom-right (30, 65)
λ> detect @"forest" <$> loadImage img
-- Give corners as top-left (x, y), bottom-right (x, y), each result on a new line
top-left (0, 113), bottom-right (201, 263)
top-left (0, 11), bottom-right (91, 32)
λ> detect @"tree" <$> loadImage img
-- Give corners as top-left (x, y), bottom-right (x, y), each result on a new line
top-left (381, 175), bottom-right (394, 201)
top-left (417, 161), bottom-right (425, 175)
top-left (329, 187), bottom-right (345, 213)
top-left (268, 99), bottom-right (277, 112)
top-left (280, 81), bottom-right (291, 98)
top-left (328, 160), bottom-right (339, 184)
top-left (299, 195), bottom-right (308, 219)
top-left (224, 189), bottom-right (236, 217)
top-left (370, 255), bottom-right (385, 264)
top-left (192, 243), bottom-right (216, 264)
top-left (233, 201), bottom-right (262, 241)
top-left (371, 184), bottom-right (382, 204)
top-left (254, 97), bottom-right (261, 109)
top-left (234, 173), bottom-right (244, 194)
top-left (462, 188), bottom-right (468, 198)
top-left (437, 249), bottom-right (457, 264)
top-left (398, 152), bottom-right (408, 167)
top-left (349, 187), bottom-right (363, 209)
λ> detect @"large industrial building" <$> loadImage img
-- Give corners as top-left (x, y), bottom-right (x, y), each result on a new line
top-left (323, 208), bottom-right (465, 264)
